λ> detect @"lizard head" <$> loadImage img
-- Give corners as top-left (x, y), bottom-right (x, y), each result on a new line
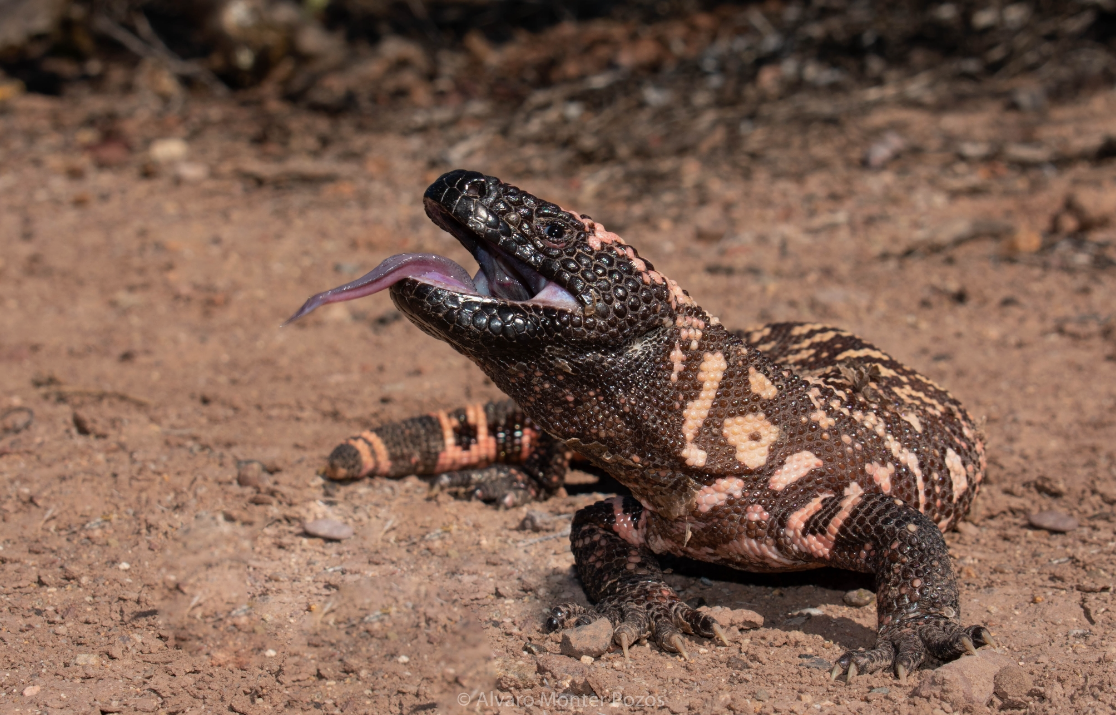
top-left (287, 169), bottom-right (686, 357)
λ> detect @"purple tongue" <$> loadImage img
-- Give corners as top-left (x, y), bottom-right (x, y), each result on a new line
top-left (284, 253), bottom-right (476, 325)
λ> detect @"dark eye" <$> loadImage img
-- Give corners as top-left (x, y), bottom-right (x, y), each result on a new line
top-left (545, 223), bottom-right (566, 242)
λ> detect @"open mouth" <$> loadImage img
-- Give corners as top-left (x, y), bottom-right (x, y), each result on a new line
top-left (284, 197), bottom-right (579, 325)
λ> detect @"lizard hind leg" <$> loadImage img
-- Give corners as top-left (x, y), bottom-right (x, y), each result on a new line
top-left (826, 493), bottom-right (995, 681)
top-left (544, 497), bottom-right (723, 656)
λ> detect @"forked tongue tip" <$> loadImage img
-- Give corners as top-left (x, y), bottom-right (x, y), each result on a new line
top-left (281, 253), bottom-right (474, 327)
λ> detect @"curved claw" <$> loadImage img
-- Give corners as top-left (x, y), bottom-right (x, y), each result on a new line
top-left (980, 628), bottom-right (998, 649)
top-left (896, 663), bottom-right (907, 685)
top-left (619, 632), bottom-right (631, 661)
top-left (830, 664), bottom-right (842, 681)
top-left (846, 662), bottom-right (858, 684)
top-left (711, 622), bottom-right (731, 647)
top-left (668, 634), bottom-right (690, 661)
top-left (961, 635), bottom-right (978, 657)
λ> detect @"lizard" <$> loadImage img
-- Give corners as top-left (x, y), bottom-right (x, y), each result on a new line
top-left (287, 169), bottom-right (995, 682)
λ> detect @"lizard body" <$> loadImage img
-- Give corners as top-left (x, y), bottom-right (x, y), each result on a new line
top-left (289, 169), bottom-right (993, 680)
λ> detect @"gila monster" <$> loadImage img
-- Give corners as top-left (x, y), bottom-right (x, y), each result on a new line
top-left (288, 169), bottom-right (994, 682)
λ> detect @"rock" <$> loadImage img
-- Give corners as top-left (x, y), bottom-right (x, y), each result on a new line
top-left (1010, 86), bottom-right (1046, 113)
top-left (693, 204), bottom-right (729, 242)
top-left (955, 521), bottom-right (980, 536)
top-left (864, 131), bottom-right (906, 169)
top-left (754, 688), bottom-right (771, 702)
top-left (73, 653), bottom-right (100, 666)
top-left (0, 406), bottom-right (33, 434)
top-left (174, 161), bottom-right (210, 183)
top-left (912, 650), bottom-right (1015, 709)
top-left (1033, 475), bottom-right (1067, 498)
top-left (994, 664), bottom-right (1033, 709)
top-left (519, 510), bottom-right (559, 531)
top-left (303, 518), bottom-right (354, 541)
top-left (536, 653), bottom-right (593, 695)
top-left (22, 684), bottom-right (40, 697)
top-left (1006, 226), bottom-right (1044, 254)
top-left (957, 141), bottom-right (994, 161)
top-left (1028, 510), bottom-right (1078, 533)
top-left (700, 605), bottom-right (764, 630)
top-left (237, 460), bottom-right (268, 488)
top-left (844, 588), bottom-right (875, 607)
top-left (149, 138), bottom-right (189, 164)
top-left (72, 410), bottom-right (108, 438)
top-left (1002, 143), bottom-right (1055, 165)
top-left (559, 618), bottom-right (613, 658)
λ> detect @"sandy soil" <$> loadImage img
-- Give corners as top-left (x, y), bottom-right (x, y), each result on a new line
top-left (1, 84), bottom-right (1115, 715)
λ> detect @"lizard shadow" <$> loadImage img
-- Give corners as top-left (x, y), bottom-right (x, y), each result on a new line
top-left (565, 467), bottom-right (878, 648)
top-left (663, 556), bottom-right (878, 648)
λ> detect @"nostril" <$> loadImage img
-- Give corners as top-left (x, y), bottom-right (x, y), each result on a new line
top-left (464, 179), bottom-right (487, 198)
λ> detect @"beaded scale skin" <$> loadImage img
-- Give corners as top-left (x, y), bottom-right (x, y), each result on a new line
top-left (295, 170), bottom-right (995, 682)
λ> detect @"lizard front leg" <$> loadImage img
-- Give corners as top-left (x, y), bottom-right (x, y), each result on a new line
top-left (544, 497), bottom-right (728, 658)
top-left (817, 493), bottom-right (995, 682)
top-left (323, 399), bottom-right (568, 507)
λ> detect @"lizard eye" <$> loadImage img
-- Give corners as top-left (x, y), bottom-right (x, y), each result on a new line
top-left (544, 222), bottom-right (567, 243)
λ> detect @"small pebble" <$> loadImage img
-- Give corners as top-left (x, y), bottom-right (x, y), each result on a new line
top-left (863, 131), bottom-right (905, 169)
top-left (264, 649), bottom-right (277, 657)
top-left (519, 510), bottom-right (555, 532)
top-left (237, 460), bottom-right (268, 488)
top-left (118, 562), bottom-right (130, 571)
top-left (149, 137), bottom-right (189, 163)
top-left (1028, 510), bottom-right (1077, 533)
top-left (22, 685), bottom-right (40, 697)
top-left (0, 406), bottom-right (33, 434)
top-left (1033, 475), bottom-right (1067, 498)
top-left (869, 686), bottom-right (890, 694)
top-left (702, 606), bottom-right (764, 630)
top-left (396, 655), bottom-right (409, 664)
top-left (303, 518), bottom-right (354, 541)
top-left (754, 688), bottom-right (770, 702)
top-left (844, 588), bottom-right (874, 607)
top-left (789, 607), bottom-right (824, 617)
top-left (955, 521), bottom-right (980, 536)
top-left (559, 618), bottom-right (613, 659)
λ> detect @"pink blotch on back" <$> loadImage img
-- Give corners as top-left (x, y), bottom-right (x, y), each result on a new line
top-left (695, 477), bottom-right (745, 513)
top-left (768, 451), bottom-right (823, 491)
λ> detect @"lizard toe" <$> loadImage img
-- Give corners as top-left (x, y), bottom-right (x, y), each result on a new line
top-left (543, 603), bottom-right (594, 632)
top-left (430, 466), bottom-right (538, 507)
top-left (832, 617), bottom-right (994, 682)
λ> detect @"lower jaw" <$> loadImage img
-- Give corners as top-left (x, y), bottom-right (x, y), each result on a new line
top-left (389, 280), bottom-right (551, 345)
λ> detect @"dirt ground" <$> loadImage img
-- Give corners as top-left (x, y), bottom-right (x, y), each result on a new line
top-left (1, 76), bottom-right (1116, 715)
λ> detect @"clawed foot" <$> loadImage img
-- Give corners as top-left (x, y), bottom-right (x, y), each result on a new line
top-left (429, 466), bottom-right (536, 508)
top-left (544, 584), bottom-right (730, 660)
top-left (829, 618), bottom-right (997, 684)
